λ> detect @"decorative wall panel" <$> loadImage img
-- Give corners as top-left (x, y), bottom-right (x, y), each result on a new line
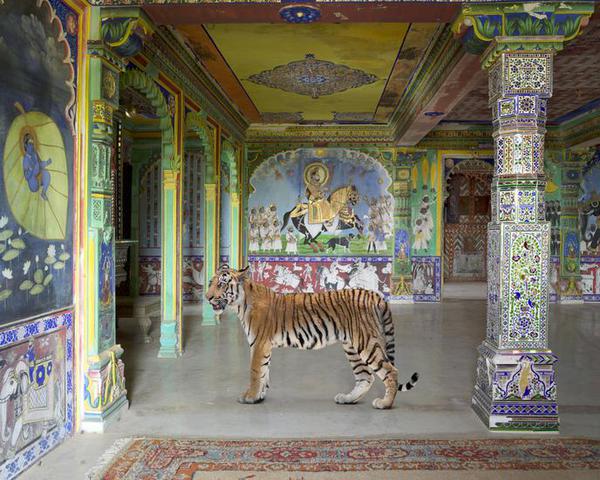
top-left (0, 0), bottom-right (79, 324)
top-left (411, 256), bottom-right (441, 302)
top-left (248, 255), bottom-right (392, 296)
top-left (248, 148), bottom-right (393, 296)
top-left (0, 311), bottom-right (73, 479)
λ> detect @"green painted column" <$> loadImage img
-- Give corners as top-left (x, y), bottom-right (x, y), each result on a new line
top-left (202, 176), bottom-right (219, 325)
top-left (81, 19), bottom-right (128, 432)
top-left (183, 111), bottom-right (220, 324)
top-left (391, 151), bottom-right (420, 302)
top-left (222, 141), bottom-right (241, 270)
top-left (158, 166), bottom-right (183, 357)
top-left (558, 148), bottom-right (592, 302)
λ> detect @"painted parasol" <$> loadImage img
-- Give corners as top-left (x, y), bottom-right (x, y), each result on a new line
top-left (3, 103), bottom-right (68, 240)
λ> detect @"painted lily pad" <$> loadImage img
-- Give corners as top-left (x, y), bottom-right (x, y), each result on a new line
top-left (30, 284), bottom-right (44, 295)
top-left (2, 249), bottom-right (20, 261)
top-left (0, 289), bottom-right (12, 301)
top-left (33, 269), bottom-right (44, 284)
top-left (11, 238), bottom-right (26, 249)
top-left (19, 279), bottom-right (34, 291)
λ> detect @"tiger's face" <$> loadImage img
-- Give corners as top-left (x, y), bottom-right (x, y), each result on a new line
top-left (205, 265), bottom-right (249, 313)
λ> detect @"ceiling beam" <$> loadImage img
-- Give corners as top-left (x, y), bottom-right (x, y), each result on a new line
top-left (396, 52), bottom-right (484, 146)
top-left (143, 3), bottom-right (459, 25)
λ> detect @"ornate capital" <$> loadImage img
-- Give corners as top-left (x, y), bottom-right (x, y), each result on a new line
top-left (163, 169), bottom-right (180, 189)
top-left (221, 139), bottom-right (238, 190)
top-left (87, 41), bottom-right (128, 71)
top-left (452, 2), bottom-right (594, 68)
top-left (93, 100), bottom-right (113, 125)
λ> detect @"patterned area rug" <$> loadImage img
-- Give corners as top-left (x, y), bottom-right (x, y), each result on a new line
top-left (87, 438), bottom-right (600, 480)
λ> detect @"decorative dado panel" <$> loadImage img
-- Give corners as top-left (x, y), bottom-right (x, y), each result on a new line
top-left (0, 311), bottom-right (73, 479)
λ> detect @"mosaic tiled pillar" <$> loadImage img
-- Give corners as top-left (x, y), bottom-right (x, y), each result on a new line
top-left (558, 150), bottom-right (589, 302)
top-left (391, 152), bottom-right (416, 302)
top-left (472, 49), bottom-right (559, 431)
top-left (81, 43), bottom-right (128, 432)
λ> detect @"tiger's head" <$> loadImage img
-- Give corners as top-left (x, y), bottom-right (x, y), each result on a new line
top-left (205, 264), bottom-right (250, 313)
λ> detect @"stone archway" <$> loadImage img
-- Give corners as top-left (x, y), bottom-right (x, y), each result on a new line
top-left (443, 158), bottom-right (493, 282)
top-left (119, 69), bottom-right (181, 358)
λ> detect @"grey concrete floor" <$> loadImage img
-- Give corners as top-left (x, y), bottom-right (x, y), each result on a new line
top-left (22, 300), bottom-right (600, 479)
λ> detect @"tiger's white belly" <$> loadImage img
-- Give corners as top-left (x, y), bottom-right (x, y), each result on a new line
top-left (271, 330), bottom-right (338, 350)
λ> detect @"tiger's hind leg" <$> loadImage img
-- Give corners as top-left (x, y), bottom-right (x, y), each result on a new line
top-left (359, 339), bottom-right (398, 409)
top-left (334, 344), bottom-right (374, 405)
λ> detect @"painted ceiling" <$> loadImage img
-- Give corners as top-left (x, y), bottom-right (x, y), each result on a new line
top-left (177, 23), bottom-right (438, 124)
top-left (445, 15), bottom-right (600, 124)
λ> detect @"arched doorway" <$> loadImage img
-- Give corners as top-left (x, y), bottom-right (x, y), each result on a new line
top-left (443, 158), bottom-right (493, 283)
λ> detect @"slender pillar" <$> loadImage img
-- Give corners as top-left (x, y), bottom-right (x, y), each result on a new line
top-left (473, 47), bottom-right (559, 431)
top-left (82, 35), bottom-right (128, 432)
top-left (222, 141), bottom-right (241, 269)
top-left (200, 125), bottom-right (220, 325)
top-left (558, 149), bottom-right (590, 302)
top-left (158, 165), bottom-right (183, 357)
top-left (391, 151), bottom-right (418, 302)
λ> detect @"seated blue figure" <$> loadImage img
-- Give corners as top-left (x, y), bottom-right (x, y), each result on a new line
top-left (22, 134), bottom-right (52, 200)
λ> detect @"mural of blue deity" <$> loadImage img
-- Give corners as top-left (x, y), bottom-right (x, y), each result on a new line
top-left (0, 0), bottom-right (77, 324)
top-left (248, 148), bottom-right (393, 256)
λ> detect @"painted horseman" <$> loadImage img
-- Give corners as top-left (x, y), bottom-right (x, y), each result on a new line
top-left (282, 162), bottom-right (363, 248)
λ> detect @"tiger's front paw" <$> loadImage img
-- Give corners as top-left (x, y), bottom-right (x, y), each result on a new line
top-left (372, 397), bottom-right (393, 409)
top-left (238, 390), bottom-right (265, 404)
top-left (334, 393), bottom-right (357, 404)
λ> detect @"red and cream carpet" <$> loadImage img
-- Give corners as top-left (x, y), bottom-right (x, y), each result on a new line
top-left (88, 437), bottom-right (600, 480)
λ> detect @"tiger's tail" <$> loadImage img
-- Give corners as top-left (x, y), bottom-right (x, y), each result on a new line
top-left (398, 372), bottom-right (419, 392)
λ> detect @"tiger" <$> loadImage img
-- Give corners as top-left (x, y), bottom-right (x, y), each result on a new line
top-left (205, 265), bottom-right (419, 409)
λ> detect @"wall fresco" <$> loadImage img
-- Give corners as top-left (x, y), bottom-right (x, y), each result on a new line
top-left (98, 233), bottom-right (115, 351)
top-left (136, 149), bottom-right (206, 300)
top-left (411, 152), bottom-right (440, 257)
top-left (0, 0), bottom-right (78, 325)
top-left (579, 147), bottom-right (600, 302)
top-left (247, 148), bottom-right (393, 296)
top-left (139, 256), bottom-right (161, 296)
top-left (249, 148), bottom-right (393, 257)
top-left (183, 256), bottom-right (203, 302)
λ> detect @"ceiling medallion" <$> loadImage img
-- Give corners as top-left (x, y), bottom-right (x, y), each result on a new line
top-left (279, 1), bottom-right (321, 24)
top-left (248, 54), bottom-right (378, 99)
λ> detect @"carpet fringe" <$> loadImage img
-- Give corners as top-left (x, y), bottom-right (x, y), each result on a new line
top-left (86, 437), bottom-right (134, 480)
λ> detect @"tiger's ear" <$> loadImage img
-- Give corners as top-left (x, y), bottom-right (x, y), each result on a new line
top-left (238, 265), bottom-right (250, 281)
top-left (218, 264), bottom-right (230, 273)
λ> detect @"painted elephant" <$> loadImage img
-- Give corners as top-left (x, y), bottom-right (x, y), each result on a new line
top-left (0, 360), bottom-right (31, 457)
